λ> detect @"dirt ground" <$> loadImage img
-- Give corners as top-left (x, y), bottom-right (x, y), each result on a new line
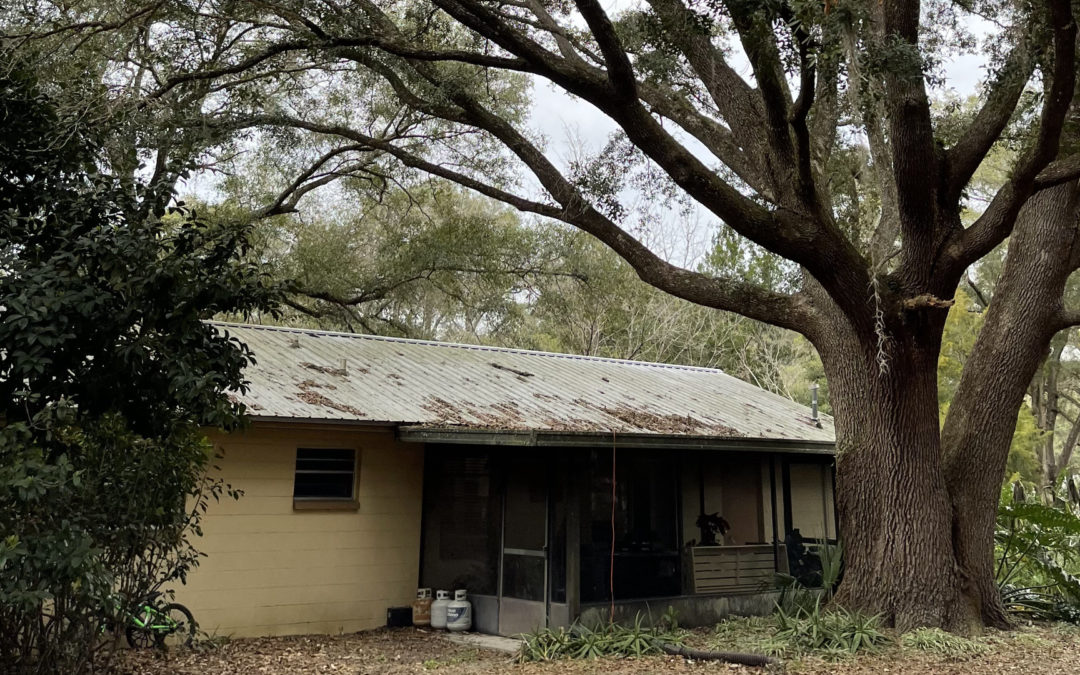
top-left (118, 622), bottom-right (1080, 674)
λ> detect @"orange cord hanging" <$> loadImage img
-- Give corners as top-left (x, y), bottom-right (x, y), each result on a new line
top-left (609, 430), bottom-right (616, 623)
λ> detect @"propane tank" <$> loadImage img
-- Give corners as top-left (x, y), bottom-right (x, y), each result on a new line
top-left (446, 589), bottom-right (472, 632)
top-left (411, 588), bottom-right (432, 627)
top-left (430, 590), bottom-right (451, 630)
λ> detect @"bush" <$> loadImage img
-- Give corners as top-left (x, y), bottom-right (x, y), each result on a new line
top-left (774, 599), bottom-right (888, 656)
top-left (0, 59), bottom-right (278, 674)
top-left (996, 478), bottom-right (1080, 622)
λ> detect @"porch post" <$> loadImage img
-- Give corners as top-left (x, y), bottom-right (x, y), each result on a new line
top-left (769, 456), bottom-right (779, 572)
top-left (565, 454), bottom-right (582, 622)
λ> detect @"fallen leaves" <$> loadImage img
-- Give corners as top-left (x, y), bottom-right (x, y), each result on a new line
top-left (116, 622), bottom-right (1080, 675)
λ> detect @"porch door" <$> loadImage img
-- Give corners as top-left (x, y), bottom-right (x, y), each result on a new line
top-left (499, 458), bottom-right (548, 636)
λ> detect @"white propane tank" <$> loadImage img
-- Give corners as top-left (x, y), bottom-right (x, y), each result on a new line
top-left (446, 589), bottom-right (472, 632)
top-left (431, 590), bottom-right (451, 630)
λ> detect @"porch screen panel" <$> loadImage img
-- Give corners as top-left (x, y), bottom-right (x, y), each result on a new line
top-left (581, 449), bottom-right (680, 602)
top-left (421, 449), bottom-right (500, 595)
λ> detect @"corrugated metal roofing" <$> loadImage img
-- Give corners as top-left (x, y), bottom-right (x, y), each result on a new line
top-left (215, 322), bottom-right (835, 444)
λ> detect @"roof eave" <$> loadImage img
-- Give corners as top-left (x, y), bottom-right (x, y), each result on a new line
top-left (396, 425), bottom-right (835, 455)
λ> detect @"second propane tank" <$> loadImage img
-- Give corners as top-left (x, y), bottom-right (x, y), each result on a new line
top-left (431, 590), bottom-right (451, 629)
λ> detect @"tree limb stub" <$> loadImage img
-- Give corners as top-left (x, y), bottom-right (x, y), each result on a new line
top-left (902, 294), bottom-right (956, 311)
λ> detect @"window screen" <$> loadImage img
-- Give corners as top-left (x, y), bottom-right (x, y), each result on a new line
top-left (294, 448), bottom-right (356, 499)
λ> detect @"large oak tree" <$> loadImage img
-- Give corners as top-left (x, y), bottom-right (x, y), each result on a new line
top-left (8, 0), bottom-right (1080, 630)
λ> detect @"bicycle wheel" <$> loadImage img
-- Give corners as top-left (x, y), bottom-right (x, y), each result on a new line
top-left (153, 603), bottom-right (196, 649)
top-left (125, 606), bottom-right (157, 649)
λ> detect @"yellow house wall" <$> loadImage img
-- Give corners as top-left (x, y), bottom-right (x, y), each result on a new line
top-left (175, 423), bottom-right (423, 638)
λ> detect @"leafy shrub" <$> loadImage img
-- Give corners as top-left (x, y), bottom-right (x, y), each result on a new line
top-left (0, 60), bottom-right (278, 674)
top-left (710, 617), bottom-right (790, 657)
top-left (775, 541), bottom-right (843, 616)
top-left (900, 627), bottom-right (989, 660)
top-left (517, 614), bottom-right (684, 662)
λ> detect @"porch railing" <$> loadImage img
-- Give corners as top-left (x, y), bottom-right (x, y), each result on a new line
top-left (689, 544), bottom-right (783, 594)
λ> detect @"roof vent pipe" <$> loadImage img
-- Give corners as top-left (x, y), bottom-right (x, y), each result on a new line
top-left (810, 383), bottom-right (822, 428)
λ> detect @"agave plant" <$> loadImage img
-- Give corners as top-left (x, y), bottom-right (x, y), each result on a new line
top-left (516, 612), bottom-right (683, 662)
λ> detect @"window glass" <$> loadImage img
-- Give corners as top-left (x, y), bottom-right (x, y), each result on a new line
top-left (294, 448), bottom-right (356, 499)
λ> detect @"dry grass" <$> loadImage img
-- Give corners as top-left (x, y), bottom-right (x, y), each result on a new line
top-left (118, 622), bottom-right (1080, 675)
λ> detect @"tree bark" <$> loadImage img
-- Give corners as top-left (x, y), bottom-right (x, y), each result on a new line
top-left (813, 296), bottom-right (976, 631)
top-left (941, 180), bottom-right (1080, 629)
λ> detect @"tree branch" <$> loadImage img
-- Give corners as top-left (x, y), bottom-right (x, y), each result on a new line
top-left (208, 112), bottom-right (813, 332)
top-left (1034, 152), bottom-right (1080, 189)
top-left (878, 0), bottom-right (940, 266)
top-left (944, 40), bottom-right (1034, 198)
top-left (256, 144), bottom-right (375, 218)
top-left (947, 0), bottom-right (1077, 272)
top-left (572, 0), bottom-right (637, 97)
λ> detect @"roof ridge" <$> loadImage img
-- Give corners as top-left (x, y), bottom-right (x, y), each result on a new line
top-left (208, 320), bottom-right (740, 377)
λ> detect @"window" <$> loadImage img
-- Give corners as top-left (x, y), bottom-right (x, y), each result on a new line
top-left (294, 448), bottom-right (357, 500)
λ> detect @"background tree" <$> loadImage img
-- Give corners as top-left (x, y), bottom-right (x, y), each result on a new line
top-left (1027, 331), bottom-right (1080, 493)
top-left (8, 0), bottom-right (1080, 631)
top-left (0, 60), bottom-right (279, 673)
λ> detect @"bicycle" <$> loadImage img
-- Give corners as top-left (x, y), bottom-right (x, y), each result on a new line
top-left (103, 591), bottom-right (197, 649)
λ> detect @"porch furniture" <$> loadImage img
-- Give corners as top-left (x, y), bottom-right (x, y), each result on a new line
top-left (689, 544), bottom-right (785, 594)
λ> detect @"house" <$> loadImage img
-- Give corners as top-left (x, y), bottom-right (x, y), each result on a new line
top-left (179, 322), bottom-right (836, 638)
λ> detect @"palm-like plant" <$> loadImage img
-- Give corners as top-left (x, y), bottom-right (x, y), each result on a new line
top-left (996, 476), bottom-right (1080, 621)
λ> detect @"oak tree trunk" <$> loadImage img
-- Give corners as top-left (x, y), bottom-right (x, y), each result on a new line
top-left (941, 181), bottom-right (1080, 628)
top-left (813, 180), bottom-right (1080, 632)
top-left (818, 308), bottom-right (978, 631)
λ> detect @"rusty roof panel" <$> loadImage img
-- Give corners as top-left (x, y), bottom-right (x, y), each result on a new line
top-left (214, 322), bottom-right (834, 443)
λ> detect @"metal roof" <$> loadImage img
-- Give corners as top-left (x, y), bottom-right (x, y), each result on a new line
top-left (215, 322), bottom-right (835, 444)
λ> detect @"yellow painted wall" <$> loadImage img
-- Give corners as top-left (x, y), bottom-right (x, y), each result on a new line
top-left (175, 423), bottom-right (424, 638)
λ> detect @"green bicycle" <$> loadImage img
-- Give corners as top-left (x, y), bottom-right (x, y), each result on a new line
top-left (105, 591), bottom-right (197, 649)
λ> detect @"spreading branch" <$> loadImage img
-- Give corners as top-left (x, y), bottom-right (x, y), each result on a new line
top-left (948, 0), bottom-right (1077, 273)
top-left (944, 40), bottom-right (1034, 199)
top-left (208, 111), bottom-right (812, 331)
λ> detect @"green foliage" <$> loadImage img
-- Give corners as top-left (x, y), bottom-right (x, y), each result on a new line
top-left (709, 615), bottom-right (789, 657)
top-left (516, 614), bottom-right (684, 662)
top-left (768, 543), bottom-right (887, 658)
top-left (996, 480), bottom-right (1080, 623)
top-left (899, 627), bottom-right (988, 660)
top-left (938, 290), bottom-right (984, 414)
top-left (774, 601), bottom-right (887, 656)
top-left (775, 541), bottom-right (843, 615)
top-left (259, 183), bottom-right (561, 340)
top-left (0, 59), bottom-right (279, 674)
